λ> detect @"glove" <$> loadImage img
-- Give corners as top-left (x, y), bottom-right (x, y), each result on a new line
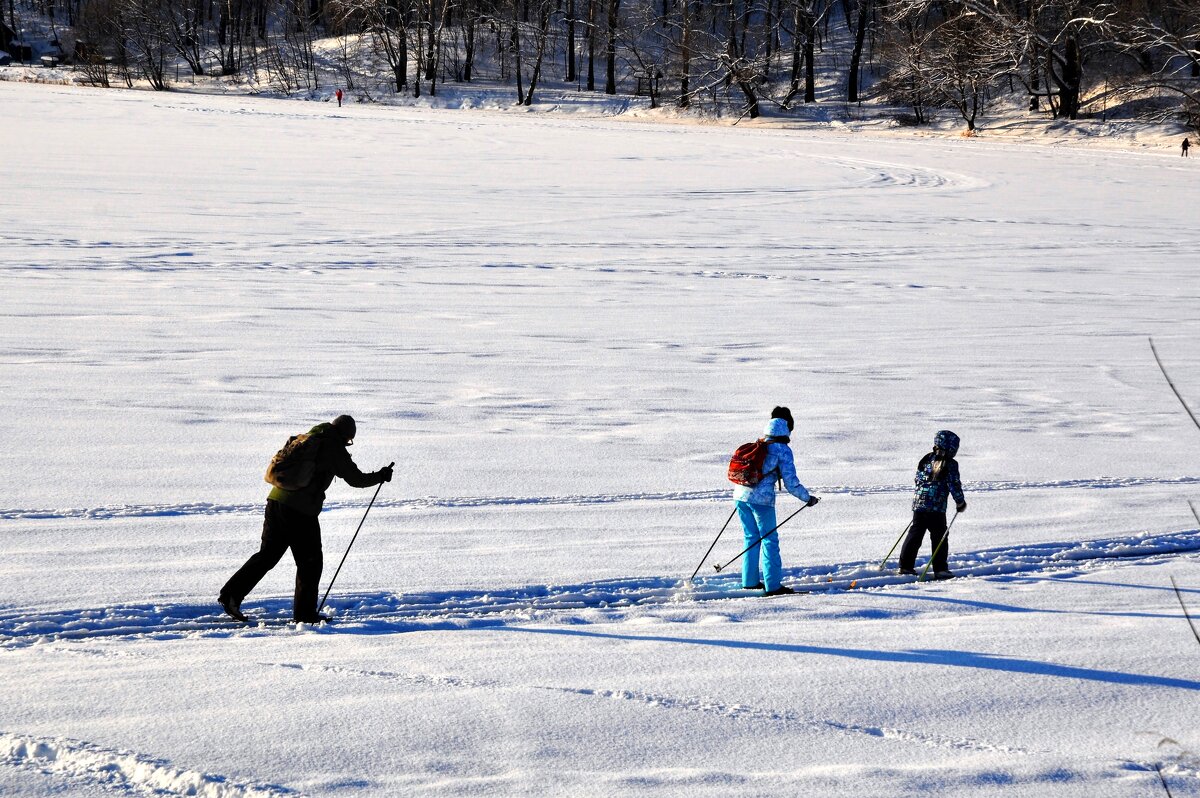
top-left (806, 495), bottom-right (821, 507)
top-left (956, 501), bottom-right (967, 513)
top-left (378, 466), bottom-right (394, 483)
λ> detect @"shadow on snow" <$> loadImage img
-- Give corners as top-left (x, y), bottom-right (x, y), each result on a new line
top-left (503, 626), bottom-right (1200, 692)
top-left (0, 526), bottom-right (1196, 651)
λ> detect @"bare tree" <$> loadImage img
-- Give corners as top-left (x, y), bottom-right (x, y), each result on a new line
top-left (1111, 0), bottom-right (1200, 106)
top-left (119, 0), bottom-right (172, 88)
top-left (878, 3), bottom-right (932, 121)
top-left (509, 0), bottom-right (552, 102)
top-left (784, 0), bottom-right (826, 104)
top-left (359, 0), bottom-right (410, 91)
top-left (925, 9), bottom-right (1006, 129)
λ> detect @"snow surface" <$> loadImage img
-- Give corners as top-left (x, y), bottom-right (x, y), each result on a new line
top-left (1, 81), bottom-right (1199, 796)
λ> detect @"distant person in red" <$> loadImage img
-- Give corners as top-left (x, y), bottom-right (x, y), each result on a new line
top-left (336, 88), bottom-right (343, 107)
top-left (1184, 137), bottom-right (1191, 158)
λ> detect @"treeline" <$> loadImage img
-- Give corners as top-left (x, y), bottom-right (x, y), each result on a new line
top-left (7, 0), bottom-right (1199, 124)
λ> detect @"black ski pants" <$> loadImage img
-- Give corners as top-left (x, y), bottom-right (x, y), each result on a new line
top-left (899, 510), bottom-right (949, 573)
top-left (220, 500), bottom-right (323, 619)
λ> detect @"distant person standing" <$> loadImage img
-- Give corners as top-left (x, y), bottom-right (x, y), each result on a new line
top-left (219, 415), bottom-right (392, 623)
top-left (898, 430), bottom-right (966, 580)
top-left (1183, 137), bottom-right (1191, 157)
top-left (729, 407), bottom-right (820, 596)
top-left (336, 88), bottom-right (343, 107)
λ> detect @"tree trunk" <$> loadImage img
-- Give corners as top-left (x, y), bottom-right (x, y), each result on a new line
top-left (432, 0), bottom-right (451, 93)
top-left (736, 74), bottom-right (760, 117)
top-left (847, 0), bottom-right (867, 102)
top-left (566, 0), bottom-right (576, 81)
top-left (764, 0), bottom-right (774, 68)
top-left (513, 20), bottom-right (525, 102)
top-left (604, 0), bottom-right (619, 93)
top-left (1028, 40), bottom-right (1040, 111)
top-left (803, 16), bottom-right (814, 102)
top-left (424, 0), bottom-right (436, 80)
top-left (679, 0), bottom-right (691, 106)
top-left (786, 0), bottom-right (802, 104)
top-left (586, 0), bottom-right (595, 89)
top-left (525, 2), bottom-right (550, 103)
top-left (740, 0), bottom-right (749, 62)
top-left (464, 16), bottom-right (474, 80)
top-left (1059, 35), bottom-right (1081, 119)
top-left (413, 20), bottom-right (423, 96)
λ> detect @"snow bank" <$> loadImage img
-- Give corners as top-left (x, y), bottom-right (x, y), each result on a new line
top-left (0, 732), bottom-right (295, 796)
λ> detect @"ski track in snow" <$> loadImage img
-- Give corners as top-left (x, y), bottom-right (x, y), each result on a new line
top-left (1, 528), bottom-right (1197, 648)
top-left (4, 475), bottom-right (1198, 521)
top-left (260, 661), bottom-right (1028, 757)
top-left (0, 731), bottom-right (299, 797)
top-left (261, 663), bottom-right (1200, 787)
top-left (539, 686), bottom-right (1033, 756)
top-left (266, 661), bottom-right (501, 691)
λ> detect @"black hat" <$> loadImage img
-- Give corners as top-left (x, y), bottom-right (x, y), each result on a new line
top-left (770, 406), bottom-right (794, 432)
top-left (332, 414), bottom-right (357, 444)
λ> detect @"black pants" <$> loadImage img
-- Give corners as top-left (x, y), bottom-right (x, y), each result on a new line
top-left (221, 500), bottom-right (323, 619)
top-left (899, 510), bottom-right (948, 572)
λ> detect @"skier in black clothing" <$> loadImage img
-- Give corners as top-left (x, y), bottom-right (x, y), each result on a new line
top-left (898, 430), bottom-right (966, 580)
top-left (219, 415), bottom-right (392, 623)
top-left (1183, 137), bottom-right (1191, 157)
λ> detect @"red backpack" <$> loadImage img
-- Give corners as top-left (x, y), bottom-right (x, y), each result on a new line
top-left (728, 439), bottom-right (772, 486)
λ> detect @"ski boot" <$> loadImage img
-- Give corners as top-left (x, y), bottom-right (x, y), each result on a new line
top-left (218, 596), bottom-right (248, 623)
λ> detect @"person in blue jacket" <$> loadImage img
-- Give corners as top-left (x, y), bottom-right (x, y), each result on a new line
top-left (898, 430), bottom-right (967, 579)
top-left (733, 407), bottom-right (820, 596)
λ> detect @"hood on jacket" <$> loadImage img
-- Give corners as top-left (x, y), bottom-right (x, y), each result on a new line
top-left (933, 430), bottom-right (960, 457)
top-left (763, 417), bottom-right (791, 440)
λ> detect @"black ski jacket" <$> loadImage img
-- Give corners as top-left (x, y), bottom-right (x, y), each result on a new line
top-left (267, 423), bottom-right (385, 516)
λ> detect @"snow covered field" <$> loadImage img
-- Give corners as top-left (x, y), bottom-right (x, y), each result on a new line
top-left (2, 81), bottom-right (1199, 796)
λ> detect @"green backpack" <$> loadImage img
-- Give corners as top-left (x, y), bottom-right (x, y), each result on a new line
top-left (264, 433), bottom-right (323, 491)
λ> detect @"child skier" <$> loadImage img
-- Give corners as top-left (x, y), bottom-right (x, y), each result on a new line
top-left (732, 407), bottom-right (820, 596)
top-left (898, 430), bottom-right (967, 579)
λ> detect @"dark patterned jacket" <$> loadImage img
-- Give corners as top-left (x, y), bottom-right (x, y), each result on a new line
top-left (912, 452), bottom-right (965, 513)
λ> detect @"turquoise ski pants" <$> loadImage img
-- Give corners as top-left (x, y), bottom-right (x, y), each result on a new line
top-left (735, 501), bottom-right (781, 591)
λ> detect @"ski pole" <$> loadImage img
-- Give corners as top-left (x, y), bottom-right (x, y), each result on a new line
top-left (1150, 337), bottom-right (1200, 434)
top-left (878, 521), bottom-right (914, 572)
top-left (689, 506), bottom-right (738, 582)
top-left (714, 504), bottom-right (810, 574)
top-left (318, 462), bottom-right (394, 613)
top-left (918, 510), bottom-right (959, 582)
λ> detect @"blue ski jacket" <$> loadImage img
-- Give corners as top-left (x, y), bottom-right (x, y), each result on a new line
top-left (732, 418), bottom-right (812, 507)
